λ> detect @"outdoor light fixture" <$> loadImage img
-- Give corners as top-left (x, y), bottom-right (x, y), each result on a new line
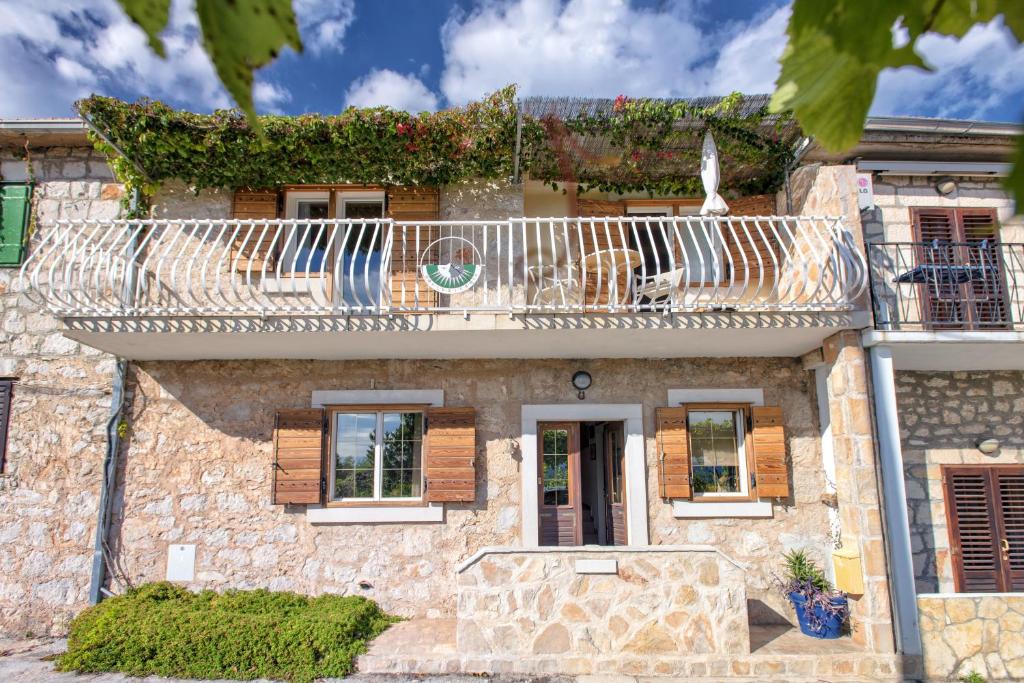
top-left (977, 438), bottom-right (1001, 455)
top-left (572, 371), bottom-right (592, 400)
top-left (935, 176), bottom-right (958, 196)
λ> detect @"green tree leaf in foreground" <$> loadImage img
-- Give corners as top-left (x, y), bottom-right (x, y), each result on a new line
top-left (115, 0), bottom-right (302, 127)
top-left (771, 0), bottom-right (1024, 201)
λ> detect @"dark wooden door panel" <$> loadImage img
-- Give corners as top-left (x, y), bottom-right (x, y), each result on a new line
top-left (604, 423), bottom-right (627, 546)
top-left (945, 468), bottom-right (1002, 592)
top-left (538, 422), bottom-right (582, 546)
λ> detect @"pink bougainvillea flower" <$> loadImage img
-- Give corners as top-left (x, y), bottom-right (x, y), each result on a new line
top-left (613, 95), bottom-right (628, 112)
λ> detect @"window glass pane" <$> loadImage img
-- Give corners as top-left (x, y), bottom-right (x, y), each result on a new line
top-left (334, 412), bottom-right (376, 498)
top-left (688, 411), bottom-right (741, 495)
top-left (542, 428), bottom-right (570, 506)
top-left (295, 200), bottom-right (330, 272)
top-left (381, 412), bottom-right (422, 498)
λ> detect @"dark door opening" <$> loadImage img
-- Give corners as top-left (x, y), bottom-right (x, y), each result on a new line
top-left (539, 420), bottom-right (626, 547)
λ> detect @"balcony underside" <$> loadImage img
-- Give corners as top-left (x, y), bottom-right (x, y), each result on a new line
top-left (863, 329), bottom-right (1024, 370)
top-left (63, 311), bottom-right (865, 360)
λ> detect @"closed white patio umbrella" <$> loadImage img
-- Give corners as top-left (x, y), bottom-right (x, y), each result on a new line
top-left (700, 131), bottom-right (729, 216)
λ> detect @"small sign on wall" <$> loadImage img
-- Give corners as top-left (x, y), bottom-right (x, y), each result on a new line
top-left (856, 173), bottom-right (875, 211)
top-left (166, 544), bottom-right (196, 582)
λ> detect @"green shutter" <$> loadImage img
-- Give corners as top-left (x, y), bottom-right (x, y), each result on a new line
top-left (0, 184), bottom-right (31, 267)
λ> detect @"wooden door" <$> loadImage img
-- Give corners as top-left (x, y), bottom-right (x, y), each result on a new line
top-left (604, 423), bottom-right (627, 546)
top-left (538, 422), bottom-right (582, 546)
top-left (945, 466), bottom-right (1024, 592)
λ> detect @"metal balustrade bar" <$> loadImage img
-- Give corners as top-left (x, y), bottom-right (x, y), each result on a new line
top-left (21, 216), bottom-right (866, 318)
top-left (867, 241), bottom-right (1024, 331)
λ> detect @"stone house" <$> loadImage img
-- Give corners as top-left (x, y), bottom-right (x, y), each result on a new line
top-left (0, 101), bottom-right (1014, 680)
top-left (826, 117), bottom-right (1024, 681)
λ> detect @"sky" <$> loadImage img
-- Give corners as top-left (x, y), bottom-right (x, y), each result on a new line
top-left (1, 0), bottom-right (1022, 123)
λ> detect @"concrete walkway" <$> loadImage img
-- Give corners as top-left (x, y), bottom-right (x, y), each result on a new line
top-left (0, 637), bottom-right (568, 683)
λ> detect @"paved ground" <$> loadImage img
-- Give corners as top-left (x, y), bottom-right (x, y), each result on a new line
top-left (0, 637), bottom-right (568, 683)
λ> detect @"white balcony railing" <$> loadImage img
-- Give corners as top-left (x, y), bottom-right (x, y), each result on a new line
top-left (20, 216), bottom-right (867, 318)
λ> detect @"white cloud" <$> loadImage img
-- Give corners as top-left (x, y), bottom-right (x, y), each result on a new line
top-left (706, 6), bottom-right (790, 95)
top-left (0, 0), bottom-right (357, 118)
top-left (872, 18), bottom-right (1024, 120)
top-left (254, 81), bottom-right (293, 113)
top-left (294, 0), bottom-right (356, 54)
top-left (345, 69), bottom-right (440, 112)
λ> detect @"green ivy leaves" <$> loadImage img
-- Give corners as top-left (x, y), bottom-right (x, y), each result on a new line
top-left (115, 0), bottom-right (302, 126)
top-left (772, 0), bottom-right (1024, 199)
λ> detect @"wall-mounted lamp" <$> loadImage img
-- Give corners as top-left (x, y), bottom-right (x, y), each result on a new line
top-left (572, 371), bottom-right (592, 400)
top-left (935, 176), bottom-right (958, 196)
top-left (977, 438), bottom-right (1001, 455)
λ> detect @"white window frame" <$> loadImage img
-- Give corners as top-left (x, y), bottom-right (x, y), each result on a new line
top-left (687, 407), bottom-right (749, 499)
top-left (624, 205), bottom-right (723, 282)
top-left (281, 190), bottom-right (330, 271)
top-left (336, 190), bottom-right (385, 218)
top-left (329, 408), bottom-right (424, 503)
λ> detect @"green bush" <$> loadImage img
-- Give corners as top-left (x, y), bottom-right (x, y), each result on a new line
top-left (57, 582), bottom-right (397, 683)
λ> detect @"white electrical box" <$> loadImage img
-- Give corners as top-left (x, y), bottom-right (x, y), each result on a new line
top-left (166, 544), bottom-right (196, 582)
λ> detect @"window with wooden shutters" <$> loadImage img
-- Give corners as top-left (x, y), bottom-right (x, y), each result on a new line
top-left (272, 409), bottom-right (325, 505)
top-left (423, 407), bottom-right (476, 503)
top-left (911, 208), bottom-right (1007, 329)
top-left (944, 466), bottom-right (1024, 592)
top-left (231, 189), bottom-right (279, 273)
top-left (0, 379), bottom-right (11, 472)
top-left (0, 183), bottom-right (31, 267)
top-left (659, 403), bottom-right (788, 502)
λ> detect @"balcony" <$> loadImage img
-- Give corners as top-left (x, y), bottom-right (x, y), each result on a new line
top-left (21, 216), bottom-right (868, 359)
top-left (864, 241), bottom-right (1024, 370)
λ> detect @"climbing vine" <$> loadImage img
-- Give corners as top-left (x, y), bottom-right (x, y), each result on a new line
top-left (78, 86), bottom-right (796, 200)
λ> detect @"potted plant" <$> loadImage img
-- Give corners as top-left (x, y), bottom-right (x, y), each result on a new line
top-left (778, 549), bottom-right (849, 639)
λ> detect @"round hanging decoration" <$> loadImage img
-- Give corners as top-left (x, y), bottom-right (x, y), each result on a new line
top-left (419, 237), bottom-right (484, 295)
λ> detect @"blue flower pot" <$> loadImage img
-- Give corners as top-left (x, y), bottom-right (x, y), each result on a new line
top-left (789, 591), bottom-right (847, 639)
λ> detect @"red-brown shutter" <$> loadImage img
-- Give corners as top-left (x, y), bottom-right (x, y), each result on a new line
top-left (656, 407), bottom-right (691, 499)
top-left (960, 209), bottom-right (1007, 327)
top-left (424, 407), bottom-right (476, 502)
top-left (751, 406), bottom-right (789, 498)
top-left (272, 408), bottom-right (325, 505)
top-left (386, 186), bottom-right (439, 310)
top-left (996, 468), bottom-right (1024, 591)
top-left (723, 194), bottom-right (779, 289)
top-left (946, 467), bottom-right (1003, 592)
top-left (231, 189), bottom-right (279, 273)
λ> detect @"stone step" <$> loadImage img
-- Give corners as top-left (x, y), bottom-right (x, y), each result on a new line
top-left (356, 652), bottom-right (909, 681)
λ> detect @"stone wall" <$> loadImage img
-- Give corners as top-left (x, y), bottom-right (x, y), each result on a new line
top-left (456, 547), bottom-right (749, 666)
top-left (918, 594), bottom-right (1024, 681)
top-left (109, 356), bottom-right (835, 629)
top-left (0, 147), bottom-right (122, 635)
top-left (897, 370), bottom-right (1024, 593)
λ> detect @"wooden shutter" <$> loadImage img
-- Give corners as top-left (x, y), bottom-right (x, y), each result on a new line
top-left (656, 407), bottom-right (691, 499)
top-left (751, 406), bottom-right (789, 498)
top-left (0, 183), bottom-right (31, 266)
top-left (231, 189), bottom-right (279, 273)
top-left (272, 408), bottom-right (324, 505)
top-left (996, 468), bottom-right (1024, 591)
top-left (387, 186), bottom-right (439, 309)
top-left (722, 194), bottom-right (779, 289)
top-left (0, 379), bottom-right (11, 472)
top-left (945, 467), bottom-right (1003, 592)
top-left (577, 199), bottom-right (630, 306)
top-left (424, 407), bottom-right (476, 502)
top-left (912, 208), bottom-right (964, 327)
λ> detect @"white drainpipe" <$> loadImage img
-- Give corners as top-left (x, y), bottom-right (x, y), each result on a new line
top-left (868, 344), bottom-right (922, 655)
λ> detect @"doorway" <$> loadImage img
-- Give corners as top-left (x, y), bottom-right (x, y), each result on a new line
top-left (538, 420), bottom-right (627, 547)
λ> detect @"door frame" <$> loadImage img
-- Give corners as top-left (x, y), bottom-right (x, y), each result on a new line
top-left (521, 404), bottom-right (648, 547)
